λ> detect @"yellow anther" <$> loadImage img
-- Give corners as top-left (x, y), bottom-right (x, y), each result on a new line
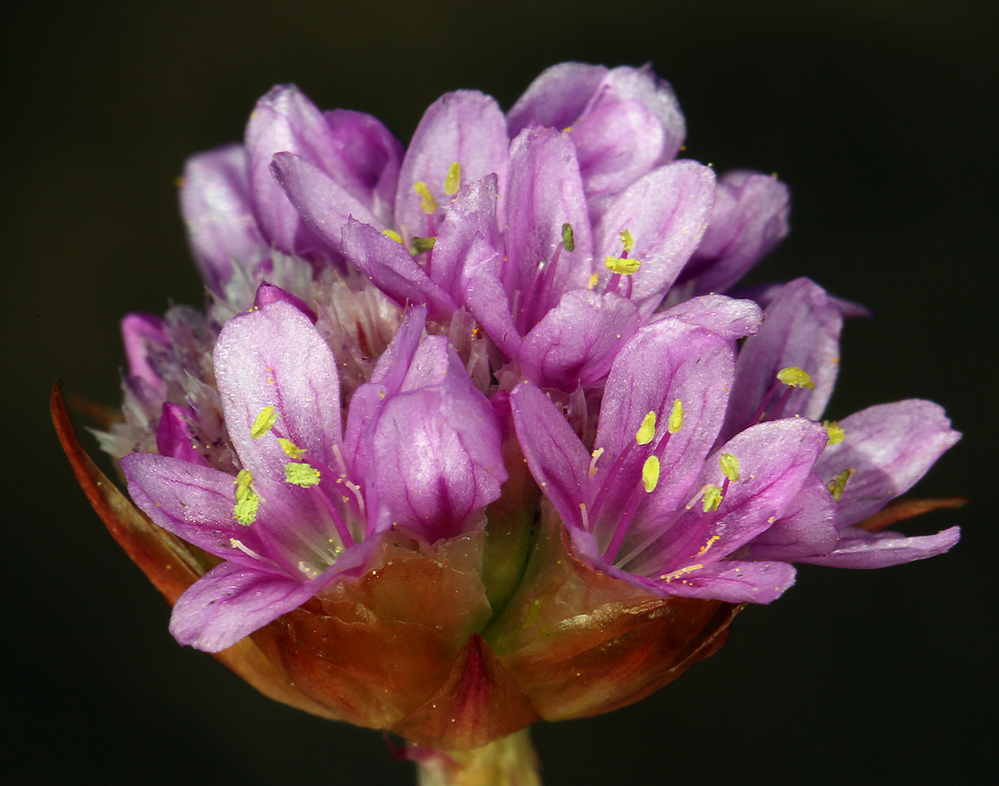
top-left (661, 563), bottom-right (703, 582)
top-left (668, 399), bottom-right (684, 434)
top-left (234, 469), bottom-right (253, 502)
top-left (250, 406), bottom-right (277, 438)
top-left (823, 420), bottom-right (846, 445)
top-left (589, 447), bottom-right (605, 476)
top-left (698, 534), bottom-right (721, 555)
top-left (561, 222), bottom-right (575, 253)
top-left (605, 256), bottom-right (641, 275)
top-left (719, 453), bottom-right (741, 482)
top-left (826, 468), bottom-right (855, 502)
top-left (777, 366), bottom-right (816, 389)
top-left (587, 272), bottom-right (599, 290)
top-left (636, 411), bottom-right (657, 445)
top-left (414, 181), bottom-right (437, 213)
top-left (702, 484), bottom-right (723, 512)
top-left (620, 228), bottom-right (635, 253)
top-left (278, 438), bottom-right (306, 459)
top-left (382, 229), bottom-right (403, 243)
top-left (642, 455), bottom-right (661, 493)
top-left (410, 236), bottom-right (436, 255)
top-left (233, 471), bottom-right (259, 526)
top-left (444, 162), bottom-right (461, 195)
top-left (285, 462), bottom-right (321, 488)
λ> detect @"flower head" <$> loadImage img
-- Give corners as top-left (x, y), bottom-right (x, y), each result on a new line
top-left (60, 62), bottom-right (962, 754)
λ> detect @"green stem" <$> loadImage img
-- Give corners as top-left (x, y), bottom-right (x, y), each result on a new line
top-left (415, 729), bottom-right (541, 786)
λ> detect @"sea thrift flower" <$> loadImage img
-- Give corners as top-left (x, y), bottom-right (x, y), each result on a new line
top-left (57, 61), bottom-right (962, 784)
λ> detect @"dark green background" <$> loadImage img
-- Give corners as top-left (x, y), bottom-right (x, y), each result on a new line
top-left (3, 1), bottom-right (994, 783)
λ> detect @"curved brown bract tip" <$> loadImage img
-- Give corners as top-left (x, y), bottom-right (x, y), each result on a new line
top-left (858, 497), bottom-right (968, 533)
top-left (51, 381), bottom-right (203, 604)
top-left (51, 381), bottom-right (341, 721)
top-left (393, 635), bottom-right (541, 750)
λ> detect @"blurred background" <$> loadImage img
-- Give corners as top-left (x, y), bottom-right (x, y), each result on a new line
top-left (3, 1), bottom-right (995, 783)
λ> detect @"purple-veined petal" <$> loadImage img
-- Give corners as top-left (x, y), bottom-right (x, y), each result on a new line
top-left (179, 143), bottom-right (265, 292)
top-left (593, 161), bottom-right (715, 315)
top-left (736, 282), bottom-right (873, 320)
top-left (681, 170), bottom-right (790, 295)
top-left (798, 525), bottom-right (960, 569)
top-left (594, 65), bottom-right (686, 163)
top-left (213, 300), bottom-right (343, 484)
top-left (169, 560), bottom-right (324, 652)
top-left (322, 108), bottom-right (404, 227)
top-left (340, 218), bottom-right (458, 317)
top-left (394, 91), bottom-right (508, 242)
top-left (722, 278), bottom-right (843, 441)
top-left (814, 400), bottom-right (961, 526)
top-left (245, 85), bottom-right (339, 256)
top-left (343, 305), bottom-right (428, 476)
top-left (370, 340), bottom-right (506, 542)
top-left (457, 235), bottom-right (522, 359)
top-left (742, 473), bottom-right (840, 561)
top-left (155, 403), bottom-right (208, 466)
top-left (510, 381), bottom-right (591, 530)
top-left (519, 289), bottom-right (641, 392)
top-left (430, 175), bottom-right (502, 301)
top-left (645, 560), bottom-right (797, 604)
top-left (270, 152), bottom-right (378, 255)
top-left (571, 527), bottom-right (797, 604)
top-left (121, 313), bottom-right (169, 390)
top-left (506, 62), bottom-right (608, 137)
top-left (656, 294), bottom-right (763, 340)
top-left (642, 418), bottom-right (829, 574)
top-left (570, 90), bottom-right (665, 200)
top-left (503, 128), bottom-right (593, 327)
top-left (594, 318), bottom-right (734, 525)
top-left (122, 452), bottom-right (271, 568)
top-left (253, 282), bottom-right (317, 323)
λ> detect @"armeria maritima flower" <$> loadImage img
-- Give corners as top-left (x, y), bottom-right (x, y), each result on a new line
top-left (56, 62), bottom-right (961, 784)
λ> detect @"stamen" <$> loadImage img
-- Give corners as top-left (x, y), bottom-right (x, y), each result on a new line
top-left (660, 563), bottom-right (704, 582)
top-left (414, 181), bottom-right (437, 214)
top-left (605, 256), bottom-right (641, 275)
top-left (235, 469), bottom-right (253, 501)
top-left (636, 411), bottom-right (657, 445)
top-left (444, 162), bottom-right (461, 196)
top-left (561, 222), bottom-right (575, 253)
top-left (620, 229), bottom-right (635, 253)
top-left (642, 456), bottom-right (660, 493)
top-left (343, 480), bottom-right (366, 526)
top-left (233, 469), bottom-right (260, 526)
top-left (826, 468), bottom-right (855, 501)
top-left (587, 272), bottom-right (599, 290)
top-left (718, 453), bottom-right (741, 482)
top-left (229, 537), bottom-right (274, 565)
top-left (382, 229), bottom-right (404, 243)
top-left (297, 561), bottom-right (319, 580)
top-left (250, 406), bottom-right (277, 438)
top-left (579, 502), bottom-right (590, 531)
top-left (698, 534), bottom-right (722, 556)
top-left (285, 462), bottom-right (321, 488)
top-left (589, 447), bottom-right (605, 476)
top-left (233, 493), bottom-right (259, 526)
top-left (668, 399), bottom-right (684, 434)
top-left (702, 484), bottom-right (723, 512)
top-left (278, 438), bottom-right (306, 459)
top-left (777, 366), bottom-right (816, 389)
top-left (824, 420), bottom-right (846, 445)
top-left (410, 236), bottom-right (437, 255)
